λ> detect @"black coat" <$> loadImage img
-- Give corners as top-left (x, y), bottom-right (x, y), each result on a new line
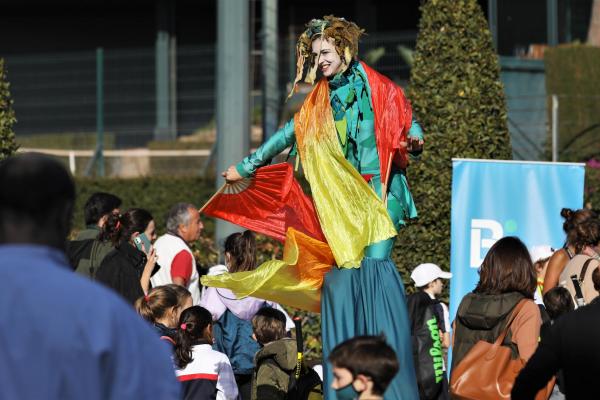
top-left (512, 300), bottom-right (600, 399)
top-left (96, 243), bottom-right (149, 305)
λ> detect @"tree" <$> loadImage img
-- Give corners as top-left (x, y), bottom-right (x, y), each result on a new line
top-left (0, 59), bottom-right (18, 160)
top-left (393, 0), bottom-right (512, 286)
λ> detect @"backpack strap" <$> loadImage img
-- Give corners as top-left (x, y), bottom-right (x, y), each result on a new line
top-left (571, 258), bottom-right (597, 307)
top-left (88, 239), bottom-right (102, 279)
top-left (491, 299), bottom-right (528, 348)
top-left (565, 246), bottom-right (575, 259)
top-left (579, 258), bottom-right (596, 282)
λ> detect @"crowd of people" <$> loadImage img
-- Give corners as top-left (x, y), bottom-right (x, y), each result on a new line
top-left (65, 182), bottom-right (401, 399)
top-left (4, 154), bottom-right (600, 400)
top-left (2, 153), bottom-right (408, 400)
top-left (4, 11), bottom-right (600, 400)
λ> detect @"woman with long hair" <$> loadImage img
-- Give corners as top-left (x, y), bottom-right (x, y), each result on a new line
top-left (96, 208), bottom-right (158, 304)
top-left (452, 237), bottom-right (541, 372)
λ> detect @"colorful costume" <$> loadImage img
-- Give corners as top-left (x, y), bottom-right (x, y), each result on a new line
top-left (203, 17), bottom-right (422, 400)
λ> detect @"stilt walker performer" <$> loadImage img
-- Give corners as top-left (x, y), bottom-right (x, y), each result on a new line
top-left (213, 15), bottom-right (423, 399)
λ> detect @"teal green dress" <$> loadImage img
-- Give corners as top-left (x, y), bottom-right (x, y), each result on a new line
top-left (237, 61), bottom-right (421, 400)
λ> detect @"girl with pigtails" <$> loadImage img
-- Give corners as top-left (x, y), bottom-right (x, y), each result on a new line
top-left (218, 15), bottom-right (423, 399)
top-left (96, 208), bottom-right (159, 304)
top-left (174, 306), bottom-right (239, 400)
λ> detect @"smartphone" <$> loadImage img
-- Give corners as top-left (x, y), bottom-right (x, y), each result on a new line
top-left (134, 233), bottom-right (152, 253)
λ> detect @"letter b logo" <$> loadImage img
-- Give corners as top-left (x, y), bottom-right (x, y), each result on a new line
top-left (470, 219), bottom-right (503, 268)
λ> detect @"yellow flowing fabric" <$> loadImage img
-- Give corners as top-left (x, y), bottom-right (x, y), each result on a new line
top-left (201, 228), bottom-right (334, 313)
top-left (294, 79), bottom-right (397, 268)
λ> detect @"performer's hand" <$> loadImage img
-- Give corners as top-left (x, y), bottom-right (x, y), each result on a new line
top-left (406, 136), bottom-right (424, 153)
top-left (222, 165), bottom-right (243, 182)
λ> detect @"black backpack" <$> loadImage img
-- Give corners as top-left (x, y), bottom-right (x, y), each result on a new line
top-left (286, 362), bottom-right (323, 400)
top-left (407, 292), bottom-right (445, 400)
top-left (286, 317), bottom-right (323, 400)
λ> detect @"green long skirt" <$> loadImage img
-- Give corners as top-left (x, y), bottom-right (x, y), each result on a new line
top-left (321, 238), bottom-right (419, 400)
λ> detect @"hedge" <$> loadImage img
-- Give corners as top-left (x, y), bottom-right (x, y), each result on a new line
top-left (399, 0), bottom-right (513, 294)
top-left (0, 59), bottom-right (17, 161)
top-left (73, 177), bottom-right (219, 267)
top-left (545, 45), bottom-right (600, 162)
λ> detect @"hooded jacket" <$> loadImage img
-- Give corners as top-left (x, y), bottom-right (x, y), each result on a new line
top-left (452, 291), bottom-right (527, 369)
top-left (252, 338), bottom-right (297, 400)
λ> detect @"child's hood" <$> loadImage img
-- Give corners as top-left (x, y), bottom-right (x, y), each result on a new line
top-left (256, 338), bottom-right (297, 370)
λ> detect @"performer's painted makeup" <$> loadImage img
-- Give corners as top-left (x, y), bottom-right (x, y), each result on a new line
top-left (311, 37), bottom-right (343, 78)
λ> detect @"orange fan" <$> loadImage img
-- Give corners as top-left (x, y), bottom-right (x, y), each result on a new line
top-left (201, 163), bottom-right (326, 243)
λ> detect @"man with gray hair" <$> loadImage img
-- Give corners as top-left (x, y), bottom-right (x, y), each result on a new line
top-left (152, 202), bottom-right (203, 304)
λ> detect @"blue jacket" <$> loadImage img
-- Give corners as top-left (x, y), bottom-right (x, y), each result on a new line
top-left (0, 244), bottom-right (180, 399)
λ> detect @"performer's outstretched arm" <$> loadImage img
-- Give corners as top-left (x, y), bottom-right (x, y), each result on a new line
top-left (235, 118), bottom-right (296, 178)
top-left (222, 118), bottom-right (295, 182)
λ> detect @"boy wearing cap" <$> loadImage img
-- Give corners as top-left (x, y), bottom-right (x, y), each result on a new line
top-left (407, 263), bottom-right (452, 400)
top-left (410, 263), bottom-right (452, 348)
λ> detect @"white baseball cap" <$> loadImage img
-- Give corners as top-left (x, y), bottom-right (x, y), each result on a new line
top-left (411, 263), bottom-right (453, 287)
top-left (529, 245), bottom-right (554, 263)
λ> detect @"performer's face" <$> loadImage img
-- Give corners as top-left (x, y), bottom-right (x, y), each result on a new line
top-left (311, 37), bottom-right (343, 78)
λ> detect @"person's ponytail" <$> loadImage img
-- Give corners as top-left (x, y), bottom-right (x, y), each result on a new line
top-left (224, 230), bottom-right (256, 273)
top-left (134, 286), bottom-right (178, 324)
top-left (174, 320), bottom-right (196, 369)
top-left (134, 294), bottom-right (153, 322)
top-left (240, 230), bottom-right (257, 272)
top-left (99, 212), bottom-right (124, 245)
top-left (173, 306), bottom-right (213, 369)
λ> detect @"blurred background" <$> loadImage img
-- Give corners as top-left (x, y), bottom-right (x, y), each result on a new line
top-left (2, 0), bottom-right (597, 177)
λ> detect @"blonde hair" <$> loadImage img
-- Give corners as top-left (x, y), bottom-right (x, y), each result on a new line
top-left (134, 285), bottom-right (179, 324)
top-left (288, 15), bottom-right (364, 97)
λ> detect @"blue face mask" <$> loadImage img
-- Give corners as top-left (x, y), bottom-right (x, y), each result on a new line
top-left (335, 382), bottom-right (359, 400)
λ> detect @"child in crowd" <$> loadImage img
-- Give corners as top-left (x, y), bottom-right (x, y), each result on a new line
top-left (135, 285), bottom-right (181, 344)
top-left (166, 283), bottom-right (194, 313)
top-left (201, 230), bottom-right (293, 400)
top-left (409, 263), bottom-right (452, 347)
top-left (543, 286), bottom-right (575, 323)
top-left (407, 263), bottom-right (451, 400)
top-left (329, 335), bottom-right (399, 400)
top-left (530, 245), bottom-right (554, 306)
top-left (174, 306), bottom-right (239, 400)
top-left (251, 307), bottom-right (297, 400)
top-left (542, 286), bottom-right (574, 399)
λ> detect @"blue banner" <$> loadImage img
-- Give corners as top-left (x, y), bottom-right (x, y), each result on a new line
top-left (449, 159), bottom-right (585, 323)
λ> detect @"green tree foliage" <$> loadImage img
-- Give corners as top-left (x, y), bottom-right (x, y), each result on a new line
top-left (0, 59), bottom-right (18, 160)
top-left (545, 45), bottom-right (600, 162)
top-left (394, 0), bottom-right (512, 289)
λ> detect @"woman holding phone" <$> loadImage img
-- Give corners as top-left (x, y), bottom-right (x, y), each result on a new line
top-left (96, 208), bottom-right (159, 304)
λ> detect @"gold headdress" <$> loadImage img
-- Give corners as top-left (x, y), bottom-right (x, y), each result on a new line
top-left (287, 15), bottom-right (364, 99)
